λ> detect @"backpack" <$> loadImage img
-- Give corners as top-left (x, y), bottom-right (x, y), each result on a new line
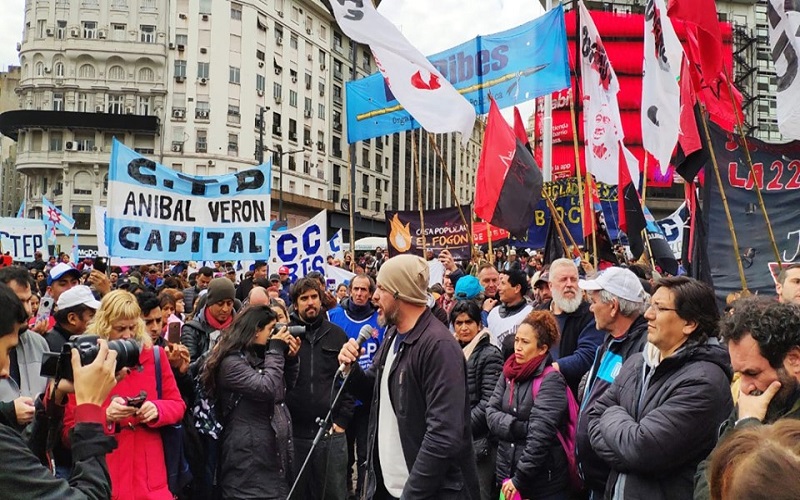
top-left (191, 353), bottom-right (242, 440)
top-left (531, 365), bottom-right (584, 493)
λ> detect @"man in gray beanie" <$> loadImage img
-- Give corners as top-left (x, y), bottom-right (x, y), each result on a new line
top-left (182, 277), bottom-right (236, 362)
top-left (338, 254), bottom-right (480, 499)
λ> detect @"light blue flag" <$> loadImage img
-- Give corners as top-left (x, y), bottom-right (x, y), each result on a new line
top-left (42, 196), bottom-right (75, 235)
top-left (345, 5), bottom-right (570, 143)
top-left (16, 200), bottom-right (26, 218)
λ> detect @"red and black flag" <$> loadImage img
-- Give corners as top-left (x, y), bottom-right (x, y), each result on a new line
top-left (674, 59), bottom-right (709, 182)
top-left (475, 98), bottom-right (544, 238)
top-left (617, 145), bottom-right (647, 259)
top-left (513, 106), bottom-right (532, 155)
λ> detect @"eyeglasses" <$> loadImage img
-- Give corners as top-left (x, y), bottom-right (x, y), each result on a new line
top-left (648, 303), bottom-right (678, 314)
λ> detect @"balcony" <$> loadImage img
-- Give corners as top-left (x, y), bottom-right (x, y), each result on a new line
top-left (0, 109), bottom-right (159, 141)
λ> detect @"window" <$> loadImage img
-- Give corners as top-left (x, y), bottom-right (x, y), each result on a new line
top-left (289, 119), bottom-right (297, 140)
top-left (109, 23), bottom-right (126, 41)
top-left (35, 62), bottom-right (44, 77)
top-left (50, 131), bottom-right (63, 151)
top-left (305, 72), bottom-right (312, 89)
top-left (107, 95), bottom-right (124, 114)
top-left (288, 181), bottom-right (296, 193)
top-left (56, 20), bottom-right (67, 39)
top-left (333, 136), bottom-right (341, 157)
top-left (289, 90), bottom-right (297, 107)
top-left (196, 130), bottom-right (207, 152)
top-left (333, 85), bottom-right (342, 103)
top-left (291, 6), bottom-right (299, 23)
top-left (78, 64), bottom-right (95, 78)
top-left (140, 0), bottom-right (156, 10)
top-left (318, 103), bottom-right (325, 119)
top-left (319, 49), bottom-right (326, 63)
top-left (108, 65), bottom-right (125, 80)
top-left (199, 0), bottom-right (211, 15)
top-left (273, 82), bottom-right (282, 100)
top-left (53, 93), bottom-right (64, 111)
top-left (334, 60), bottom-right (343, 80)
top-left (304, 97), bottom-right (312, 113)
top-left (229, 66), bottom-right (240, 84)
top-left (82, 21), bottom-right (97, 39)
top-left (231, 3), bottom-right (242, 20)
top-left (138, 67), bottom-right (154, 81)
top-left (228, 133), bottom-right (238, 154)
top-left (37, 20), bottom-right (47, 38)
top-left (228, 104), bottom-right (240, 122)
top-left (77, 93), bottom-right (89, 112)
top-left (174, 60), bottom-right (187, 78)
top-left (54, 62), bottom-right (64, 77)
top-left (319, 25), bottom-right (326, 40)
top-left (111, 0), bottom-right (127, 9)
top-left (73, 173), bottom-right (92, 195)
top-left (196, 100), bottom-right (209, 118)
top-left (275, 23), bottom-right (283, 41)
top-left (137, 96), bottom-right (151, 115)
top-left (256, 74), bottom-right (265, 92)
top-left (256, 49), bottom-right (265, 61)
top-left (290, 34), bottom-right (298, 49)
top-left (197, 62), bottom-right (209, 79)
top-left (140, 25), bottom-right (156, 43)
top-left (72, 205), bottom-right (92, 230)
top-left (272, 112), bottom-right (281, 135)
top-left (175, 34), bottom-right (188, 46)
top-left (334, 32), bottom-right (342, 51)
top-left (319, 81), bottom-right (325, 95)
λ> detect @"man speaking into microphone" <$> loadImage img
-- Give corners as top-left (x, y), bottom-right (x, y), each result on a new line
top-left (338, 255), bottom-right (479, 499)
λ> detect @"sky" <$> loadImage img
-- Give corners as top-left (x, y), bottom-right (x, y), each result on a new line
top-left (0, 0), bottom-right (545, 114)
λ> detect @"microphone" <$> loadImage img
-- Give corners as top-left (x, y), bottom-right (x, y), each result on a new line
top-left (337, 324), bottom-right (374, 376)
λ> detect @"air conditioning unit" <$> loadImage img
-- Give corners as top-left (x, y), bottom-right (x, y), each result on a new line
top-left (71, 29), bottom-right (79, 37)
top-left (307, 54), bottom-right (312, 61)
top-left (257, 89), bottom-right (264, 96)
top-left (46, 28), bottom-right (53, 36)
top-left (177, 44), bottom-right (185, 51)
top-left (333, 122), bottom-right (342, 131)
top-left (258, 61), bottom-right (264, 68)
top-left (276, 37), bottom-right (283, 46)
top-left (304, 109), bottom-right (312, 118)
top-left (172, 143), bottom-right (183, 152)
top-left (202, 14), bottom-right (209, 21)
top-left (172, 108), bottom-right (185, 118)
top-left (275, 97), bottom-right (282, 104)
top-left (197, 110), bottom-right (209, 119)
top-left (199, 77), bottom-right (207, 85)
top-left (275, 126), bottom-right (282, 134)
top-left (175, 76), bottom-right (185, 82)
top-left (125, 107), bottom-right (133, 114)
top-left (95, 105), bottom-right (104, 112)
top-left (319, 89), bottom-right (325, 97)
top-left (291, 76), bottom-right (297, 83)
top-left (200, 47), bottom-right (207, 54)
top-left (65, 141), bottom-right (78, 151)
top-left (306, 82), bottom-right (311, 90)
top-left (44, 67), bottom-right (51, 74)
top-left (274, 67), bottom-right (281, 75)
top-left (98, 29), bottom-right (107, 39)
top-left (277, 10), bottom-right (284, 17)
top-left (306, 28), bottom-right (312, 35)
top-left (178, 13), bottom-right (187, 19)
top-left (169, 42), bottom-right (175, 49)
top-left (319, 63), bottom-right (326, 70)
top-left (304, 139), bottom-right (312, 146)
top-left (289, 132), bottom-right (297, 141)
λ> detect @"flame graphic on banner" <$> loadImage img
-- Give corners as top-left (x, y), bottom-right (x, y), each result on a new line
top-left (389, 214), bottom-right (412, 253)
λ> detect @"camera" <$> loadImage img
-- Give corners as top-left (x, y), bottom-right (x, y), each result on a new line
top-left (273, 323), bottom-right (306, 338)
top-left (41, 334), bottom-right (141, 381)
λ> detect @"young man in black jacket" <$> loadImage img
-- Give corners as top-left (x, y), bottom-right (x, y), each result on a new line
top-left (0, 282), bottom-right (120, 499)
top-left (286, 277), bottom-right (354, 500)
top-left (338, 255), bottom-right (479, 500)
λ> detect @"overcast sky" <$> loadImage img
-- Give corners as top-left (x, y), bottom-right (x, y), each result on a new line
top-left (0, 0), bottom-right (544, 115)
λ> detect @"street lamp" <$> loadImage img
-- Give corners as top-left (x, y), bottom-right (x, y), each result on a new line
top-left (264, 146), bottom-right (306, 221)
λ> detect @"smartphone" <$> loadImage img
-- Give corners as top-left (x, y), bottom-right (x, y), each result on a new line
top-left (326, 278), bottom-right (336, 291)
top-left (36, 294), bottom-right (54, 323)
top-left (167, 322), bottom-right (181, 344)
top-left (94, 257), bottom-right (108, 274)
top-left (125, 391), bottom-right (147, 408)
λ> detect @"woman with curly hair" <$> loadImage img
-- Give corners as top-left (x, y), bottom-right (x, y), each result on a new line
top-left (201, 305), bottom-right (300, 499)
top-left (61, 290), bottom-right (186, 500)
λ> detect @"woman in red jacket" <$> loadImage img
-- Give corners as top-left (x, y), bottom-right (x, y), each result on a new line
top-left (62, 290), bottom-right (186, 500)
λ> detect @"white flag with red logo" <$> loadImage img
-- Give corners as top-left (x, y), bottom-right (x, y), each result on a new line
top-left (642, 0), bottom-right (683, 174)
top-left (578, 2), bottom-right (637, 187)
top-left (330, 0), bottom-right (475, 143)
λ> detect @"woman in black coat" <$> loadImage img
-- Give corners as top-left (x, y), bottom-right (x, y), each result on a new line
top-left (487, 310), bottom-right (569, 500)
top-left (450, 301), bottom-right (504, 500)
top-left (201, 305), bottom-right (300, 499)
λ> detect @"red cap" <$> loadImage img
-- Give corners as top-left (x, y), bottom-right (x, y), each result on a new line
top-left (278, 266), bottom-right (290, 275)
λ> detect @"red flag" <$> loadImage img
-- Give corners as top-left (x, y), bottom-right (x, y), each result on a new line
top-left (667, 0), bottom-right (723, 81)
top-left (674, 58), bottom-right (709, 182)
top-left (475, 98), bottom-right (544, 237)
top-left (513, 106), bottom-right (532, 154)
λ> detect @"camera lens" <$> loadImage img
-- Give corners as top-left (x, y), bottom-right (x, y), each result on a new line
top-left (107, 339), bottom-right (141, 373)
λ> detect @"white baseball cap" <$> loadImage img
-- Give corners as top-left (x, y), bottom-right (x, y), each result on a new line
top-left (48, 262), bottom-right (81, 285)
top-left (56, 285), bottom-right (101, 310)
top-left (578, 267), bottom-right (646, 303)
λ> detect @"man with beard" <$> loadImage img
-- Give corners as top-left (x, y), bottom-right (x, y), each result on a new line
top-left (776, 263), bottom-right (800, 305)
top-left (694, 298), bottom-right (800, 499)
top-left (327, 274), bottom-right (384, 499)
top-left (478, 264), bottom-right (501, 327)
top-left (491, 270), bottom-right (533, 355)
top-left (546, 258), bottom-right (604, 397)
top-left (286, 277), bottom-right (354, 500)
top-left (337, 255), bottom-right (479, 499)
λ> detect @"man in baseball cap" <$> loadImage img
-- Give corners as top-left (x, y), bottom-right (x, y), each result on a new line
top-left (576, 266), bottom-right (650, 498)
top-left (47, 262), bottom-right (81, 303)
top-left (44, 285), bottom-right (101, 353)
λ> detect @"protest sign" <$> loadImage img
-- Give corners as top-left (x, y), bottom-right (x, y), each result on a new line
top-left (269, 210), bottom-right (328, 282)
top-left (385, 205), bottom-right (472, 260)
top-left (106, 139), bottom-right (271, 261)
top-left (656, 203), bottom-right (687, 259)
top-left (0, 218), bottom-right (49, 262)
top-left (328, 229), bottom-right (345, 261)
top-left (94, 206), bottom-right (164, 266)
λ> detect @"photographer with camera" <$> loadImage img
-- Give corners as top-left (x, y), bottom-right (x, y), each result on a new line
top-left (61, 290), bottom-right (186, 500)
top-left (0, 282), bottom-right (120, 498)
top-left (200, 305), bottom-right (300, 498)
top-left (285, 277), bottom-right (354, 500)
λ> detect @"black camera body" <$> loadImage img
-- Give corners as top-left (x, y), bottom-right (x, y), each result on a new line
top-left (41, 334), bottom-right (141, 381)
top-left (273, 323), bottom-right (306, 338)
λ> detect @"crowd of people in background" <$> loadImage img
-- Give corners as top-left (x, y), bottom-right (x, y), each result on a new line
top-left (2, 244), bottom-right (800, 500)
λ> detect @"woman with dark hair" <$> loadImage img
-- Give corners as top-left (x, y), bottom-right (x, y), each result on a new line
top-left (449, 300), bottom-right (503, 500)
top-left (487, 310), bottom-right (570, 500)
top-left (201, 305), bottom-right (300, 499)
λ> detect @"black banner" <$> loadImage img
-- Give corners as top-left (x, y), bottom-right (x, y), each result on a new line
top-left (385, 205), bottom-right (473, 260)
top-left (704, 124), bottom-right (800, 299)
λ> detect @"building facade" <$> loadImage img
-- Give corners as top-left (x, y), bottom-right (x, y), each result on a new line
top-left (0, 66), bottom-right (22, 217)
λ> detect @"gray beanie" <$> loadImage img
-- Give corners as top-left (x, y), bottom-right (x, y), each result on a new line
top-left (376, 255), bottom-right (429, 305)
top-left (206, 277), bottom-right (235, 306)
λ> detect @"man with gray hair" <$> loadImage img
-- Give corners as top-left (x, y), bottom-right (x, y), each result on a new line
top-left (546, 258), bottom-right (604, 396)
top-left (576, 267), bottom-right (650, 499)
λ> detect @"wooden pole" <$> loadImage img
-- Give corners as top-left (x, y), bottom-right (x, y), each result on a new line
top-left (427, 133), bottom-right (474, 248)
top-left (412, 130), bottom-right (427, 256)
top-left (568, 90), bottom-right (591, 263)
top-left (698, 104), bottom-right (749, 292)
top-left (542, 193), bottom-right (572, 256)
top-left (641, 154), bottom-right (649, 205)
top-left (486, 222), bottom-right (494, 264)
top-left (722, 66), bottom-right (783, 265)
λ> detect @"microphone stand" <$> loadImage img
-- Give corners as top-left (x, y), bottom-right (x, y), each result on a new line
top-left (286, 368), bottom-right (352, 500)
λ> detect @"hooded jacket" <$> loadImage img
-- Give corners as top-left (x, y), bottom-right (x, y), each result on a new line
top-left (0, 329), bottom-right (49, 402)
top-left (587, 340), bottom-right (733, 500)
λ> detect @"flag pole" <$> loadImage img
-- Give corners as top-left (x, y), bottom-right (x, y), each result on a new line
top-left (722, 65), bottom-right (782, 265)
top-left (543, 193), bottom-right (573, 256)
top-left (486, 222), bottom-right (494, 264)
top-left (641, 155), bottom-right (649, 205)
top-left (412, 129), bottom-right (427, 256)
top-left (568, 89), bottom-right (593, 265)
top-left (698, 104), bottom-right (749, 292)
top-left (427, 133), bottom-right (474, 248)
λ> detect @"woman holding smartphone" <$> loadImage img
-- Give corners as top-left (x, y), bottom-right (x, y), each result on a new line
top-left (201, 305), bottom-right (300, 499)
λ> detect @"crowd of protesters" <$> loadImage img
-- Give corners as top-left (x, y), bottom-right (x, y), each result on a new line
top-left (1, 245), bottom-right (800, 500)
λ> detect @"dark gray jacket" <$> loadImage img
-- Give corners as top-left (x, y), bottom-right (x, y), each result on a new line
top-left (465, 332), bottom-right (503, 443)
top-left (587, 340), bottom-right (733, 500)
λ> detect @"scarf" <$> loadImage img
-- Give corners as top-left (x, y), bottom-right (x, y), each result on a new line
top-left (503, 353), bottom-right (548, 406)
top-left (462, 330), bottom-right (489, 361)
top-left (345, 298), bottom-right (376, 321)
top-left (205, 308), bottom-right (233, 331)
